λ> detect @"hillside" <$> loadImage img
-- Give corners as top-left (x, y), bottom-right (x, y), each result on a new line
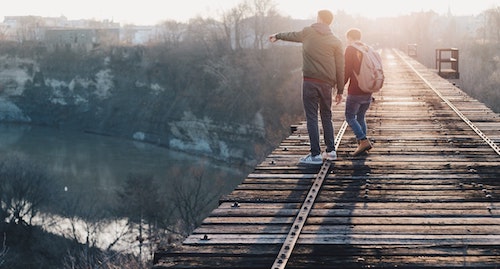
top-left (0, 41), bottom-right (304, 165)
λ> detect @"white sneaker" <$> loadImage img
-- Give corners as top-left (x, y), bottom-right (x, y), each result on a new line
top-left (323, 151), bottom-right (337, 161)
top-left (299, 154), bottom-right (323, 165)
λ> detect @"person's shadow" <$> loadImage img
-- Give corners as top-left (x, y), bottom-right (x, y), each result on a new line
top-left (303, 154), bottom-right (373, 266)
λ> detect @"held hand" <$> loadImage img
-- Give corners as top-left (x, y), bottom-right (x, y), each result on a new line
top-left (335, 94), bottom-right (343, 105)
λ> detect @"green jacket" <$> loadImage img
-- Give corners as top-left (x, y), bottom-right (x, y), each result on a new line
top-left (276, 23), bottom-right (345, 94)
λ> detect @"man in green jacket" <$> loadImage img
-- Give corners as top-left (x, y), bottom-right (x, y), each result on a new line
top-left (269, 9), bottom-right (344, 164)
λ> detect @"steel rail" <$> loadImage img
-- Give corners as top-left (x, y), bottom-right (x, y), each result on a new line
top-left (271, 121), bottom-right (348, 269)
top-left (395, 49), bottom-right (500, 156)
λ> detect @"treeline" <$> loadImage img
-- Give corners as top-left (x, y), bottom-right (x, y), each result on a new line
top-left (157, 4), bottom-right (500, 113)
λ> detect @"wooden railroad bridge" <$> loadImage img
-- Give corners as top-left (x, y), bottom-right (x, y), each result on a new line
top-left (153, 49), bottom-right (500, 268)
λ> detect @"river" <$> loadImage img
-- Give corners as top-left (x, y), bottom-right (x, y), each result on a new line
top-left (0, 123), bottom-right (250, 222)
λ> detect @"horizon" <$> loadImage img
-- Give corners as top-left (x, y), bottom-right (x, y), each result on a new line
top-left (1, 0), bottom-right (498, 26)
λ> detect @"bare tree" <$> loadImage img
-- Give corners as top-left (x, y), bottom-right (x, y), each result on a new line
top-left (14, 16), bottom-right (45, 42)
top-left (116, 173), bottom-right (166, 265)
top-left (0, 153), bottom-right (55, 227)
top-left (184, 16), bottom-right (226, 54)
top-left (121, 24), bottom-right (137, 45)
top-left (221, 2), bottom-right (250, 50)
top-left (250, 0), bottom-right (278, 50)
top-left (169, 168), bottom-right (222, 236)
top-left (0, 25), bottom-right (8, 41)
top-left (0, 233), bottom-right (8, 268)
top-left (63, 247), bottom-right (143, 269)
top-left (56, 191), bottom-right (138, 269)
top-left (155, 20), bottom-right (185, 46)
top-left (484, 7), bottom-right (500, 43)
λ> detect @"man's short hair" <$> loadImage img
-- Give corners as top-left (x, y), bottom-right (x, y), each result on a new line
top-left (318, 10), bottom-right (334, 25)
top-left (346, 28), bottom-right (362, 41)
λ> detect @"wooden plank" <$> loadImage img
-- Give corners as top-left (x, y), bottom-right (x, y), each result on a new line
top-left (208, 208), bottom-right (498, 217)
top-left (192, 224), bottom-right (500, 235)
top-left (182, 233), bottom-right (500, 245)
top-left (216, 202), bottom-right (500, 210)
top-left (155, 245), bottom-right (500, 265)
top-left (198, 216), bottom-right (500, 226)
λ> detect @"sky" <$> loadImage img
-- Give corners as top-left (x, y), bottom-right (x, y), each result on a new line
top-left (1, 0), bottom-right (499, 25)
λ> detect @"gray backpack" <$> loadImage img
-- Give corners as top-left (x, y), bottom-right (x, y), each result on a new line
top-left (350, 42), bottom-right (384, 93)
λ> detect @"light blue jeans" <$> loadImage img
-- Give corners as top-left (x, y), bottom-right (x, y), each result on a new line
top-left (345, 94), bottom-right (372, 140)
top-left (303, 80), bottom-right (335, 156)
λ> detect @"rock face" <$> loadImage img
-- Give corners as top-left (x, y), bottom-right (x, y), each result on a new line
top-left (0, 45), bottom-right (303, 165)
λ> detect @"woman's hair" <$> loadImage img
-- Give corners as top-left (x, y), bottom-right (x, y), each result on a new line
top-left (318, 10), bottom-right (334, 25)
top-left (346, 28), bottom-right (362, 41)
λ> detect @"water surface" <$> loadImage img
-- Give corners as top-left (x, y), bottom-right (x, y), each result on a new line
top-left (0, 123), bottom-right (248, 214)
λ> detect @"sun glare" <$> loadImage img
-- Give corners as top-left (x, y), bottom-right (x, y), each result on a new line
top-left (2, 0), bottom-right (498, 25)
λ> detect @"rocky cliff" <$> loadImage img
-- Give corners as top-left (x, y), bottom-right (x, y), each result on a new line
top-left (0, 42), bottom-right (303, 165)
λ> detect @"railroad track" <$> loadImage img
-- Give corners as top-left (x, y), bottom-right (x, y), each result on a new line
top-left (153, 49), bottom-right (500, 268)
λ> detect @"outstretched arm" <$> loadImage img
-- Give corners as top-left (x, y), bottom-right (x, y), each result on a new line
top-left (269, 31), bottom-right (304, 43)
top-left (269, 34), bottom-right (278, 43)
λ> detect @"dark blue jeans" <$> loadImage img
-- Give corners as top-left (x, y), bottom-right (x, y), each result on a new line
top-left (345, 94), bottom-right (372, 140)
top-left (302, 80), bottom-right (335, 156)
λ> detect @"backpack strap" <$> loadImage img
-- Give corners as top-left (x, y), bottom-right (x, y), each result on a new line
top-left (349, 41), bottom-right (368, 52)
top-left (349, 42), bottom-right (366, 63)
